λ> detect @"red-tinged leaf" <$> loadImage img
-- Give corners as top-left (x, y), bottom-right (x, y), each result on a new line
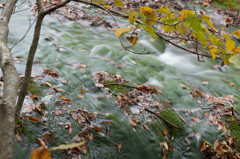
top-left (128, 118), bottom-right (139, 127)
top-left (163, 130), bottom-right (168, 136)
top-left (204, 113), bottom-right (208, 117)
top-left (31, 138), bottom-right (51, 159)
top-left (79, 89), bottom-right (86, 94)
top-left (63, 98), bottom-right (71, 103)
top-left (229, 82), bottom-right (235, 86)
top-left (116, 143), bottom-right (122, 153)
top-left (94, 126), bottom-right (102, 132)
top-left (30, 94), bottom-right (39, 100)
top-left (192, 116), bottom-right (200, 123)
top-left (200, 141), bottom-right (206, 153)
top-left (180, 83), bottom-right (189, 89)
top-left (59, 95), bottom-right (66, 99)
top-left (89, 133), bottom-right (93, 140)
top-left (31, 147), bottom-right (51, 159)
top-left (43, 69), bottom-right (53, 74)
top-left (55, 108), bottom-right (62, 116)
top-left (25, 116), bottom-right (39, 123)
top-left (53, 88), bottom-right (66, 93)
top-left (142, 124), bottom-right (149, 132)
top-left (227, 6), bottom-right (234, 11)
top-left (40, 102), bottom-right (46, 109)
top-left (55, 101), bottom-right (62, 104)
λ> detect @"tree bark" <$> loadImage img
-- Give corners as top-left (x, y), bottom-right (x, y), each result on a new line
top-left (0, 0), bottom-right (19, 158)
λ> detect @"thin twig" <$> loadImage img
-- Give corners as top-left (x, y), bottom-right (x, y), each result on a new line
top-left (145, 108), bottom-right (178, 128)
top-left (171, 108), bottom-right (187, 124)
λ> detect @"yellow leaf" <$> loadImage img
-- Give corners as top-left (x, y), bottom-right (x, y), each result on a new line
top-left (114, 27), bottom-right (133, 38)
top-left (126, 36), bottom-right (139, 45)
top-left (176, 22), bottom-right (190, 36)
top-left (114, 0), bottom-right (123, 8)
top-left (224, 35), bottom-right (235, 51)
top-left (181, 9), bottom-right (195, 16)
top-left (157, 5), bottom-right (169, 14)
top-left (140, 6), bottom-right (158, 26)
top-left (202, 16), bottom-right (216, 32)
top-left (104, 5), bottom-right (110, 10)
top-left (179, 11), bottom-right (187, 21)
top-left (232, 47), bottom-right (240, 54)
top-left (223, 55), bottom-right (232, 65)
top-left (49, 142), bottom-right (85, 151)
top-left (208, 45), bottom-right (217, 60)
top-left (45, 82), bottom-right (52, 87)
top-left (128, 11), bottom-right (139, 25)
top-left (232, 30), bottom-right (240, 38)
top-left (162, 25), bottom-right (175, 32)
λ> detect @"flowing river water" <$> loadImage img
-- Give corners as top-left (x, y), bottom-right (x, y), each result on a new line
top-left (7, 2), bottom-right (240, 159)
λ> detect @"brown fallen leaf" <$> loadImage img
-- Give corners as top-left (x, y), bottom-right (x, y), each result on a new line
top-left (79, 89), bottom-right (86, 94)
top-left (200, 141), bottom-right (206, 154)
top-left (128, 118), bottom-right (139, 127)
top-left (143, 124), bottom-right (149, 132)
top-left (42, 132), bottom-right (50, 145)
top-left (89, 133), bottom-right (93, 140)
top-left (31, 138), bottom-right (51, 159)
top-left (94, 126), bottom-right (102, 132)
top-left (25, 116), bottom-right (39, 123)
top-left (35, 106), bottom-right (44, 116)
top-left (229, 82), bottom-right (235, 86)
top-left (30, 94), bottom-right (39, 100)
top-left (192, 116), bottom-right (200, 123)
top-left (55, 108), bottom-right (62, 116)
top-left (116, 143), bottom-right (122, 153)
top-left (65, 122), bottom-right (72, 135)
top-left (180, 84), bottom-right (189, 89)
top-left (16, 131), bottom-right (22, 142)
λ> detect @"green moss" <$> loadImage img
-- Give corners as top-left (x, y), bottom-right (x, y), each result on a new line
top-left (213, 0), bottom-right (240, 10)
top-left (28, 81), bottom-right (43, 95)
top-left (223, 116), bottom-right (240, 150)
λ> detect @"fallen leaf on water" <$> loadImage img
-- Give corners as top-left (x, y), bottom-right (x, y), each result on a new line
top-left (202, 81), bottom-right (208, 85)
top-left (200, 141), bottom-right (206, 154)
top-left (30, 94), bottom-right (38, 100)
top-left (163, 130), bottom-right (168, 136)
top-left (229, 82), bottom-right (235, 86)
top-left (94, 126), bottom-right (102, 132)
top-left (79, 89), bottom-right (86, 94)
top-left (116, 143), bottom-right (122, 153)
top-left (143, 124), bottom-right (149, 132)
top-left (55, 108), bottom-right (62, 116)
top-left (49, 142), bottom-right (85, 151)
top-left (16, 131), bottom-right (22, 142)
top-left (53, 88), bottom-right (66, 93)
top-left (180, 84), bottom-right (189, 89)
top-left (25, 116), bottom-right (39, 123)
top-left (31, 138), bottom-right (51, 159)
top-left (89, 133), bottom-right (93, 140)
top-left (128, 118), bottom-right (139, 127)
top-left (192, 116), bottom-right (200, 123)
top-left (45, 82), bottom-right (52, 87)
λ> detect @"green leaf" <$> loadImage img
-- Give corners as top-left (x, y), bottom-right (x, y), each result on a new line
top-left (114, 27), bottom-right (133, 38)
top-left (229, 54), bottom-right (240, 69)
top-left (114, 0), bottom-right (124, 8)
top-left (196, 32), bottom-right (207, 47)
top-left (128, 11), bottom-right (139, 25)
top-left (186, 17), bottom-right (202, 32)
top-left (143, 25), bottom-right (156, 39)
top-left (50, 142), bottom-right (85, 151)
top-left (162, 25), bottom-right (175, 32)
top-left (157, 5), bottom-right (169, 14)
